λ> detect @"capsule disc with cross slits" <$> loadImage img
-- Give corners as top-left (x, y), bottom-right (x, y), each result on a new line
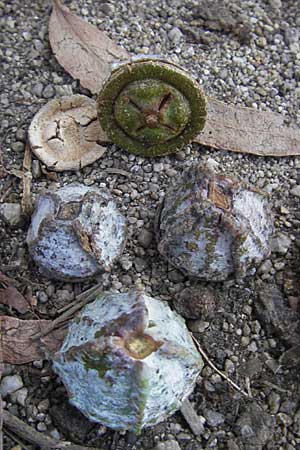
top-left (97, 57), bottom-right (207, 157)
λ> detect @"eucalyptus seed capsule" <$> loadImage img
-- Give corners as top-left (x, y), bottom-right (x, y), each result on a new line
top-left (52, 290), bottom-right (203, 432)
top-left (27, 184), bottom-right (126, 281)
top-left (97, 56), bottom-right (207, 157)
top-left (156, 165), bottom-right (274, 281)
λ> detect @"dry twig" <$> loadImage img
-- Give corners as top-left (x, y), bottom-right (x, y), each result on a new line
top-left (3, 427), bottom-right (32, 450)
top-left (104, 168), bottom-right (131, 177)
top-left (21, 142), bottom-right (33, 216)
top-left (192, 334), bottom-right (248, 398)
top-left (3, 410), bottom-right (102, 450)
top-left (33, 283), bottom-right (103, 339)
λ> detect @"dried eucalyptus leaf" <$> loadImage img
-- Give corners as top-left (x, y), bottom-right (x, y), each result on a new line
top-left (197, 98), bottom-right (300, 157)
top-left (0, 286), bottom-right (30, 315)
top-left (49, 0), bottom-right (129, 94)
top-left (1, 315), bottom-right (66, 364)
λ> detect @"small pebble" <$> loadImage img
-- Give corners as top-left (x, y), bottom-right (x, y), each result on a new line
top-left (137, 229), bottom-right (154, 248)
top-left (0, 203), bottom-right (22, 227)
top-left (0, 374), bottom-right (24, 397)
top-left (10, 387), bottom-right (28, 407)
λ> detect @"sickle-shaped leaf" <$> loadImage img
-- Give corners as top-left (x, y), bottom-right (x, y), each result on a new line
top-left (49, 0), bottom-right (129, 94)
top-left (197, 98), bottom-right (300, 157)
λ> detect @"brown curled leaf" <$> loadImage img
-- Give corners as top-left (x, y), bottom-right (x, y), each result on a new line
top-left (197, 98), bottom-right (300, 157)
top-left (0, 286), bottom-right (30, 315)
top-left (1, 316), bottom-right (66, 364)
top-left (49, 0), bottom-right (129, 95)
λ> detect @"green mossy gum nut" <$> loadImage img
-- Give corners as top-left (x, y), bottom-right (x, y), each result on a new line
top-left (97, 57), bottom-right (207, 157)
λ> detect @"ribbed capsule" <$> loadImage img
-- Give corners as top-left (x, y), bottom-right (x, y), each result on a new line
top-left (27, 184), bottom-right (126, 281)
top-left (52, 290), bottom-right (203, 432)
top-left (156, 165), bottom-right (274, 281)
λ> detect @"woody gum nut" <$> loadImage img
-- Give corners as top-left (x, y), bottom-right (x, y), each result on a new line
top-left (26, 184), bottom-right (126, 281)
top-left (155, 165), bottom-right (274, 281)
top-left (52, 290), bottom-right (203, 432)
top-left (28, 95), bottom-right (107, 172)
top-left (97, 57), bottom-right (207, 157)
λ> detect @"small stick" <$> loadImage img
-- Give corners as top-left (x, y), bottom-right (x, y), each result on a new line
top-left (260, 380), bottom-right (290, 393)
top-left (192, 335), bottom-right (248, 398)
top-left (21, 142), bottom-right (33, 216)
top-left (3, 410), bottom-right (102, 450)
top-left (245, 377), bottom-right (252, 398)
top-left (56, 284), bottom-right (101, 314)
top-left (0, 179), bottom-right (15, 202)
top-left (3, 427), bottom-right (32, 450)
top-left (32, 283), bottom-right (103, 339)
top-left (104, 168), bottom-right (131, 177)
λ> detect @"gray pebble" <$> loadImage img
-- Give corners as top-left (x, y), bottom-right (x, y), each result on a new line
top-left (32, 82), bottom-right (44, 97)
top-left (55, 85), bottom-right (73, 97)
top-left (168, 27), bottom-right (183, 44)
top-left (153, 163), bottom-right (164, 173)
top-left (180, 400), bottom-right (205, 435)
top-left (188, 320), bottom-right (210, 333)
top-left (10, 387), bottom-right (28, 406)
top-left (46, 284), bottom-right (55, 297)
top-left (284, 28), bottom-right (299, 46)
top-left (119, 255), bottom-right (133, 271)
top-left (37, 422), bottom-right (47, 432)
top-left (0, 203), bottom-right (22, 227)
top-left (0, 374), bottom-right (24, 397)
top-left (138, 229), bottom-right (154, 248)
top-left (258, 259), bottom-right (273, 275)
top-left (32, 159), bottom-right (42, 179)
top-left (38, 291), bottom-right (49, 304)
top-left (120, 274), bottom-right (132, 286)
top-left (290, 185), bottom-right (300, 197)
top-left (270, 232), bottom-right (291, 254)
top-left (224, 359), bottom-right (235, 374)
top-left (11, 141), bottom-right (25, 153)
top-left (36, 412), bottom-right (46, 421)
top-left (168, 269), bottom-right (185, 283)
top-left (37, 398), bottom-right (50, 413)
top-left (156, 440), bottom-right (181, 450)
top-left (16, 129), bottom-right (27, 142)
top-left (134, 257), bottom-right (148, 272)
top-left (267, 391), bottom-right (281, 414)
top-left (33, 360), bottom-right (44, 369)
top-left (43, 84), bottom-right (55, 99)
top-left (100, 3), bottom-right (115, 16)
top-left (248, 341), bottom-right (258, 352)
top-left (49, 428), bottom-right (61, 440)
top-left (268, 0), bottom-right (282, 8)
top-left (165, 168), bottom-right (177, 177)
top-left (56, 289), bottom-right (74, 303)
top-left (203, 409), bottom-right (225, 427)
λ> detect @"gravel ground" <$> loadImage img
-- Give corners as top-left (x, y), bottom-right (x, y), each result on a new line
top-left (1, 0), bottom-right (300, 449)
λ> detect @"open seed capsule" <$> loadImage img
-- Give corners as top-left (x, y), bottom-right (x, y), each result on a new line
top-left (156, 165), bottom-right (274, 281)
top-left (52, 290), bottom-right (203, 432)
top-left (97, 56), bottom-right (207, 157)
top-left (27, 184), bottom-right (126, 281)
